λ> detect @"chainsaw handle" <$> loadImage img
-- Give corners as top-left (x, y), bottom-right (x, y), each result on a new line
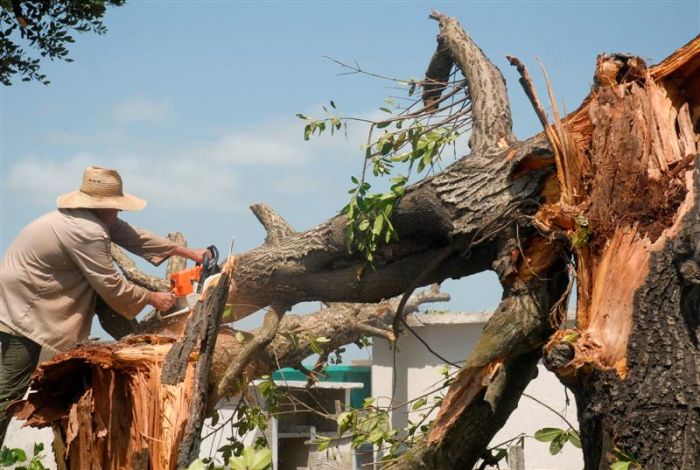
top-left (202, 245), bottom-right (219, 266)
top-left (195, 245), bottom-right (220, 294)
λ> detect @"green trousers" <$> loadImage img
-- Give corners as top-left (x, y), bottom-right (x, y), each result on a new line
top-left (0, 332), bottom-right (41, 449)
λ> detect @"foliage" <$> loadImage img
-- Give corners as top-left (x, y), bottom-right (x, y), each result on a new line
top-left (187, 447), bottom-right (271, 470)
top-left (0, 443), bottom-right (47, 470)
top-left (298, 70), bottom-right (469, 264)
top-left (314, 367), bottom-right (453, 464)
top-left (533, 427), bottom-right (582, 455)
top-left (0, 0), bottom-right (125, 85)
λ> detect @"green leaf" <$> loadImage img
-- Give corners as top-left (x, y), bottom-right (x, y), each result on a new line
top-left (372, 214), bottom-right (384, 237)
top-left (563, 331), bottom-right (580, 343)
top-left (296, 113), bottom-right (308, 120)
top-left (330, 100), bottom-right (336, 109)
top-left (493, 447), bottom-right (508, 462)
top-left (317, 437), bottom-right (332, 452)
top-left (549, 433), bottom-right (568, 455)
top-left (379, 107), bottom-right (392, 114)
top-left (29, 460), bottom-right (46, 470)
top-left (376, 121), bottom-right (390, 129)
top-left (337, 411), bottom-right (352, 433)
top-left (368, 430), bottom-right (384, 443)
top-left (222, 304), bottom-right (235, 322)
top-left (380, 141), bottom-right (392, 156)
top-left (247, 447), bottom-right (272, 470)
top-left (316, 336), bottom-right (331, 344)
top-left (210, 410), bottom-right (220, 426)
top-left (235, 331), bottom-right (246, 343)
top-left (411, 397), bottom-right (427, 411)
top-left (610, 462), bottom-right (632, 470)
top-left (534, 427), bottom-right (566, 442)
top-left (568, 429), bottom-right (582, 448)
top-left (32, 443), bottom-right (44, 456)
top-left (12, 449), bottom-right (27, 462)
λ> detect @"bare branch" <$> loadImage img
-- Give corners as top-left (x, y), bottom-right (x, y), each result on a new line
top-left (430, 10), bottom-right (516, 153)
top-left (111, 244), bottom-right (169, 292)
top-left (250, 203), bottom-right (296, 246)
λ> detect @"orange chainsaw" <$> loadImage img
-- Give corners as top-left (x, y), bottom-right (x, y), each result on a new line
top-left (162, 245), bottom-right (220, 317)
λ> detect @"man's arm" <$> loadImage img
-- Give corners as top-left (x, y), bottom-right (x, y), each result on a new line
top-left (109, 219), bottom-right (209, 265)
top-left (171, 245), bottom-right (210, 264)
top-left (66, 233), bottom-right (176, 317)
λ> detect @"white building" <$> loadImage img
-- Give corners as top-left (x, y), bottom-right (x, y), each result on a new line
top-left (372, 312), bottom-right (583, 470)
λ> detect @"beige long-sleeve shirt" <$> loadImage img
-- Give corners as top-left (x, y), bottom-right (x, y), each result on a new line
top-left (0, 209), bottom-right (177, 353)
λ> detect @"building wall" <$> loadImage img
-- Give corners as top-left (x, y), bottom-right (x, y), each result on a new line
top-left (372, 315), bottom-right (582, 470)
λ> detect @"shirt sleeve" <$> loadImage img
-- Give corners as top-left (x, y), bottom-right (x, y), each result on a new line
top-left (65, 233), bottom-right (150, 319)
top-left (109, 219), bottom-right (178, 266)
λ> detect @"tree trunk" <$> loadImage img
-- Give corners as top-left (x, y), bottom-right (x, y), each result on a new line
top-left (541, 41), bottom-right (700, 469)
top-left (11, 12), bottom-right (700, 469)
top-left (11, 290), bottom-right (447, 469)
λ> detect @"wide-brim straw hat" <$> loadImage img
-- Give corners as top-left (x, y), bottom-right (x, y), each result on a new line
top-left (57, 166), bottom-right (147, 211)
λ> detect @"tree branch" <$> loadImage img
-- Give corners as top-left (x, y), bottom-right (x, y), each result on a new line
top-left (111, 244), bottom-right (169, 292)
top-left (429, 10), bottom-right (516, 153)
top-left (250, 203), bottom-right (296, 246)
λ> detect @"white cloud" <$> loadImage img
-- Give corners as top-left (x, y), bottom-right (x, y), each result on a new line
top-left (113, 96), bottom-right (173, 123)
top-left (4, 110), bottom-right (367, 213)
top-left (5, 152), bottom-right (244, 212)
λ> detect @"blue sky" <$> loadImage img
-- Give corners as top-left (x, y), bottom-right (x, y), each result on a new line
top-left (1, 1), bottom-right (698, 346)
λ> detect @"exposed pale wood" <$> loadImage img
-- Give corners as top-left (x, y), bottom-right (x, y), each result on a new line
top-left (12, 290), bottom-right (450, 468)
top-left (12, 337), bottom-right (196, 470)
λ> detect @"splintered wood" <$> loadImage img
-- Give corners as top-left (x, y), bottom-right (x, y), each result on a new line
top-left (540, 37), bottom-right (700, 378)
top-left (12, 337), bottom-right (196, 470)
top-left (11, 257), bottom-right (236, 470)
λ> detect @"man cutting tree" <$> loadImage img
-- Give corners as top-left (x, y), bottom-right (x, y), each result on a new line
top-left (0, 166), bottom-right (210, 446)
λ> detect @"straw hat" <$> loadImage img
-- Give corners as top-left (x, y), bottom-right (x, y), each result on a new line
top-left (56, 166), bottom-right (147, 211)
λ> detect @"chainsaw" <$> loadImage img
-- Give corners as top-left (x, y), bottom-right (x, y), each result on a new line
top-left (160, 245), bottom-right (221, 318)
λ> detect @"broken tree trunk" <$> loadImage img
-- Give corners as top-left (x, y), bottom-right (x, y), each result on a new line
top-left (12, 289), bottom-right (448, 469)
top-left (537, 41), bottom-right (700, 468)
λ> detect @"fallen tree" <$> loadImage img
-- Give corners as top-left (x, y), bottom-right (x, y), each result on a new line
top-left (13, 11), bottom-right (700, 470)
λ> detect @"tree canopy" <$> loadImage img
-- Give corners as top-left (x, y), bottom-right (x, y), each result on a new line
top-left (0, 0), bottom-right (123, 85)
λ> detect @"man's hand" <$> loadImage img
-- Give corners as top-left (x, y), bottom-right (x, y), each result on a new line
top-left (172, 246), bottom-right (211, 264)
top-left (149, 291), bottom-right (176, 311)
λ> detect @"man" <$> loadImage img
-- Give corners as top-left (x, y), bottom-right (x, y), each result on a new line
top-left (0, 166), bottom-right (209, 446)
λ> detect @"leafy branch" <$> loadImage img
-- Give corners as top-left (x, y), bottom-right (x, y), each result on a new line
top-left (297, 61), bottom-right (472, 264)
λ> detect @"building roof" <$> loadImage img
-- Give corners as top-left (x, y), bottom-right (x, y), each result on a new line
top-left (405, 311), bottom-right (492, 326)
top-left (406, 310), bottom-right (576, 326)
top-left (254, 379), bottom-right (365, 390)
